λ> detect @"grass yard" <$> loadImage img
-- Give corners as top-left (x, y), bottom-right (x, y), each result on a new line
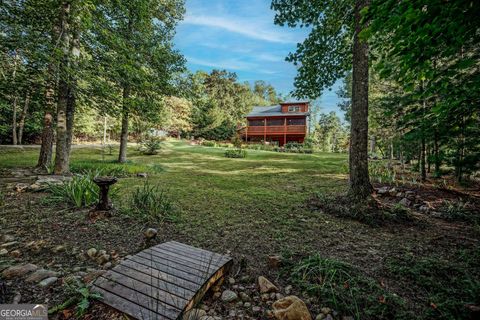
top-left (1, 140), bottom-right (479, 319)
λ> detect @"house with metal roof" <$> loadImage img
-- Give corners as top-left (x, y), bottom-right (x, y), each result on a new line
top-left (238, 101), bottom-right (310, 146)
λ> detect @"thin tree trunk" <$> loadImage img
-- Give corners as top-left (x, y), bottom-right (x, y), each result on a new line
top-left (12, 96), bottom-right (18, 145)
top-left (349, 0), bottom-right (373, 199)
top-left (54, 1), bottom-right (71, 175)
top-left (103, 116), bottom-right (107, 145)
top-left (426, 143), bottom-right (431, 173)
top-left (434, 129), bottom-right (440, 175)
top-left (17, 91), bottom-right (30, 144)
top-left (37, 113), bottom-right (54, 170)
top-left (420, 137), bottom-right (426, 181)
top-left (118, 86), bottom-right (130, 163)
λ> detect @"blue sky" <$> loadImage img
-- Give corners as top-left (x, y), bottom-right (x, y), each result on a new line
top-left (174, 0), bottom-right (343, 118)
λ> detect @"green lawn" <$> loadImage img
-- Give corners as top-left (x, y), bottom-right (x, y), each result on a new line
top-left (1, 140), bottom-right (479, 319)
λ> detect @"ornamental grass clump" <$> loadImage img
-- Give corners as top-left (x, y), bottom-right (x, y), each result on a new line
top-left (127, 181), bottom-right (175, 223)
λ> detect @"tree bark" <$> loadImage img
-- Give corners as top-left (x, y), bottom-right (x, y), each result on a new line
top-left (420, 137), bottom-right (426, 181)
top-left (12, 96), bottom-right (18, 145)
top-left (118, 86), bottom-right (130, 163)
top-left (54, 1), bottom-right (71, 175)
top-left (349, 0), bottom-right (373, 199)
top-left (37, 113), bottom-right (54, 170)
top-left (433, 129), bottom-right (440, 175)
top-left (66, 26), bottom-right (79, 156)
top-left (17, 91), bottom-right (30, 145)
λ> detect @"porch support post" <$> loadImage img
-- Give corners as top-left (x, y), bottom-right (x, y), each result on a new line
top-left (284, 117), bottom-right (287, 146)
top-left (264, 117), bottom-right (267, 144)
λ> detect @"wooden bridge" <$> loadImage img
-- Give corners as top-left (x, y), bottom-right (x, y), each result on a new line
top-left (92, 241), bottom-right (233, 320)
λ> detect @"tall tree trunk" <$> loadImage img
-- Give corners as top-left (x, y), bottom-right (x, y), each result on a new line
top-left (54, 2), bottom-right (71, 175)
top-left (118, 86), bottom-right (130, 163)
top-left (420, 137), bottom-right (426, 181)
top-left (37, 113), bottom-right (54, 170)
top-left (433, 129), bottom-right (440, 175)
top-left (349, 0), bottom-right (373, 199)
top-left (369, 136), bottom-right (376, 154)
top-left (17, 91), bottom-right (30, 145)
top-left (12, 96), bottom-right (18, 145)
top-left (66, 27), bottom-right (79, 156)
top-left (11, 49), bottom-right (19, 145)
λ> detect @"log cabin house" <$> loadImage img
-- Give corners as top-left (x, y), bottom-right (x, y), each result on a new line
top-left (239, 101), bottom-right (309, 146)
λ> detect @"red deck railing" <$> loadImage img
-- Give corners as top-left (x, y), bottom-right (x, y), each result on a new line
top-left (241, 125), bottom-right (306, 135)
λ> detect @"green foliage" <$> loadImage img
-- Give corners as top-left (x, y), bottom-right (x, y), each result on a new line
top-left (46, 175), bottom-right (99, 208)
top-left (385, 250), bottom-right (480, 320)
top-left (438, 199), bottom-right (479, 224)
top-left (49, 278), bottom-right (102, 317)
top-left (126, 181), bottom-right (175, 223)
top-left (140, 136), bottom-right (163, 155)
top-left (369, 161), bottom-right (397, 184)
top-left (311, 112), bottom-right (349, 152)
top-left (289, 254), bottom-right (409, 319)
top-left (201, 140), bottom-right (217, 147)
top-left (224, 149), bottom-right (247, 158)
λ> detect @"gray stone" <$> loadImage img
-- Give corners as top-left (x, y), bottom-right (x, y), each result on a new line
top-left (1, 241), bottom-right (18, 248)
top-left (15, 183), bottom-right (30, 192)
top-left (137, 173), bottom-right (148, 178)
top-left (244, 302), bottom-right (251, 308)
top-left (12, 292), bottom-right (21, 304)
top-left (377, 186), bottom-right (389, 194)
top-left (388, 188), bottom-right (397, 196)
top-left (396, 192), bottom-right (404, 198)
top-left (325, 315), bottom-right (333, 320)
top-left (316, 314), bottom-right (326, 320)
top-left (52, 245), bottom-right (66, 253)
top-left (96, 254), bottom-right (110, 265)
top-left (321, 307), bottom-right (331, 314)
top-left (39, 276), bottom-right (58, 288)
top-left (399, 198), bottom-right (411, 207)
top-left (228, 277), bottom-right (235, 285)
top-left (284, 285), bottom-right (293, 295)
top-left (2, 235), bottom-right (15, 242)
top-left (0, 249), bottom-right (8, 256)
top-left (2, 264), bottom-right (38, 279)
top-left (252, 306), bottom-right (261, 313)
top-left (221, 290), bottom-right (238, 302)
top-left (419, 205), bottom-right (429, 212)
top-left (239, 292), bottom-right (251, 302)
top-left (26, 269), bottom-right (59, 283)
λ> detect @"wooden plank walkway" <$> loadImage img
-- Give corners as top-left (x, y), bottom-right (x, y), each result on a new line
top-left (92, 241), bottom-right (233, 320)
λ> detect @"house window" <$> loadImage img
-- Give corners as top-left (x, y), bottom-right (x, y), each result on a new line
top-left (248, 119), bottom-right (264, 126)
top-left (267, 119), bottom-right (284, 126)
top-left (288, 106), bottom-right (301, 112)
top-left (287, 118), bottom-right (306, 126)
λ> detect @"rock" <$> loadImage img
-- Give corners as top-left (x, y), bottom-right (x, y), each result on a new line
top-left (25, 240), bottom-right (46, 252)
top-left (87, 248), bottom-right (98, 258)
top-left (2, 264), bottom-right (38, 279)
top-left (10, 250), bottom-right (21, 258)
top-left (137, 172), bottom-right (148, 178)
top-left (244, 302), bottom-right (252, 308)
top-left (396, 192), bottom-right (404, 198)
top-left (52, 245), bottom-right (66, 253)
top-left (268, 255), bottom-right (282, 269)
top-left (221, 290), bottom-right (238, 302)
top-left (261, 293), bottom-right (270, 302)
top-left (28, 183), bottom-right (43, 192)
top-left (96, 254), bottom-right (110, 265)
top-left (321, 307), bottom-right (331, 314)
top-left (419, 205), bottom-right (429, 212)
top-left (272, 296), bottom-right (312, 320)
top-left (39, 276), bottom-right (58, 288)
top-left (212, 292), bottom-right (221, 300)
top-left (144, 228), bottom-right (158, 239)
top-left (182, 308), bottom-right (207, 320)
top-left (26, 269), bottom-right (59, 283)
top-left (258, 276), bottom-right (278, 293)
top-left (0, 249), bottom-right (8, 256)
top-left (399, 198), bottom-right (411, 207)
top-left (284, 285), bottom-right (293, 295)
top-left (405, 191), bottom-right (415, 200)
top-left (12, 292), bottom-right (22, 304)
top-left (270, 292), bottom-right (277, 300)
top-left (103, 262), bottom-right (112, 269)
top-left (275, 293), bottom-right (284, 300)
top-left (239, 292), bottom-right (251, 302)
top-left (2, 235), bottom-right (15, 242)
top-left (228, 277), bottom-right (235, 285)
top-left (377, 186), bottom-right (389, 195)
top-left (252, 306), bottom-right (262, 314)
top-left (83, 270), bottom-right (106, 283)
top-left (235, 301), bottom-right (243, 308)
top-left (316, 314), bottom-right (325, 320)
top-left (388, 188), bottom-right (397, 196)
top-left (15, 183), bottom-right (30, 192)
top-left (325, 315), bottom-right (333, 320)
top-left (1, 241), bottom-right (18, 248)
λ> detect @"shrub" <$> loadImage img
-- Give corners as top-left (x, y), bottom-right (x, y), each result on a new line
top-left (127, 181), bottom-right (175, 223)
top-left (46, 175), bottom-right (99, 208)
top-left (289, 254), bottom-right (409, 319)
top-left (201, 140), bottom-right (216, 147)
top-left (140, 137), bottom-right (162, 155)
top-left (439, 199), bottom-right (478, 223)
top-left (224, 149), bottom-right (247, 158)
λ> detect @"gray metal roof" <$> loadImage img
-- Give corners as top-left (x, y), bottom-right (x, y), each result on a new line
top-left (246, 105), bottom-right (309, 118)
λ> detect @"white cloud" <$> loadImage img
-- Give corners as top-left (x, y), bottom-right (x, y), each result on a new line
top-left (183, 15), bottom-right (297, 44)
top-left (186, 56), bottom-right (276, 75)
